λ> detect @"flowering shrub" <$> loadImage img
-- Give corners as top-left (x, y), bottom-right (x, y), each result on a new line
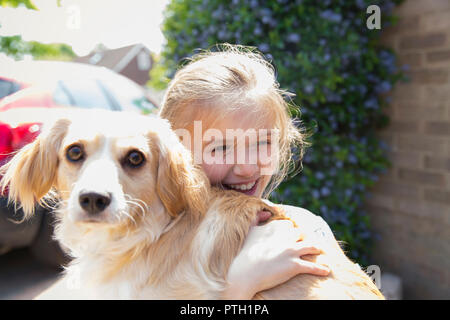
top-left (155, 0), bottom-right (404, 265)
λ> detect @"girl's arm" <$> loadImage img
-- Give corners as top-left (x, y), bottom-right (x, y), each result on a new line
top-left (222, 209), bottom-right (331, 299)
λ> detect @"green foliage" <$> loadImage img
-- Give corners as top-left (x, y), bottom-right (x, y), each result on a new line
top-left (0, 0), bottom-right (37, 10)
top-left (148, 53), bottom-right (171, 90)
top-left (0, 35), bottom-right (76, 60)
top-left (0, 1), bottom-right (75, 61)
top-left (158, 0), bottom-right (404, 265)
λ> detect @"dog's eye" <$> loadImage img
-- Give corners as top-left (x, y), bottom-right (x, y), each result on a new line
top-left (126, 151), bottom-right (145, 168)
top-left (66, 145), bottom-right (84, 162)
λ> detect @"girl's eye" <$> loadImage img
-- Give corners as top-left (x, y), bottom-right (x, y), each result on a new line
top-left (212, 145), bottom-right (228, 153)
top-left (257, 141), bottom-right (271, 150)
top-left (66, 145), bottom-right (84, 162)
top-left (126, 151), bottom-right (145, 168)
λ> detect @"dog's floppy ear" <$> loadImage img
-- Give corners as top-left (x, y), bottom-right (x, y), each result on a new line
top-left (0, 118), bottom-right (71, 218)
top-left (153, 120), bottom-right (209, 219)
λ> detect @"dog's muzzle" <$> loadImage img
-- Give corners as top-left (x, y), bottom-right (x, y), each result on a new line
top-left (79, 191), bottom-right (112, 215)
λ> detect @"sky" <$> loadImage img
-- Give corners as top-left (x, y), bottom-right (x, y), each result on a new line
top-left (0, 0), bottom-right (170, 56)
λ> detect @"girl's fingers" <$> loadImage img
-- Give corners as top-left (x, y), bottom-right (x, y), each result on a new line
top-left (294, 241), bottom-right (324, 256)
top-left (295, 259), bottom-right (330, 276)
top-left (252, 218), bottom-right (296, 234)
top-left (270, 219), bottom-right (295, 228)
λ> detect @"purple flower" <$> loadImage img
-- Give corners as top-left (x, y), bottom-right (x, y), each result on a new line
top-left (381, 2), bottom-right (395, 14)
top-left (315, 171), bottom-right (325, 180)
top-left (282, 189), bottom-right (292, 198)
top-left (379, 140), bottom-right (389, 151)
top-left (212, 8), bottom-right (223, 19)
top-left (320, 10), bottom-right (342, 23)
top-left (359, 230), bottom-right (371, 239)
top-left (358, 84), bottom-right (367, 95)
top-left (320, 186), bottom-right (331, 197)
top-left (254, 26), bottom-right (263, 36)
top-left (376, 81), bottom-right (392, 94)
top-left (303, 153), bottom-right (313, 163)
top-left (364, 97), bottom-right (378, 109)
top-left (348, 154), bottom-right (358, 164)
top-left (218, 30), bottom-right (227, 40)
top-left (287, 33), bottom-right (301, 43)
top-left (259, 43), bottom-right (270, 52)
top-left (312, 189), bottom-right (320, 199)
top-left (260, 8), bottom-right (272, 17)
top-left (304, 84), bottom-right (314, 94)
top-left (208, 25), bottom-right (217, 33)
top-left (345, 189), bottom-right (353, 198)
top-left (356, 0), bottom-right (366, 9)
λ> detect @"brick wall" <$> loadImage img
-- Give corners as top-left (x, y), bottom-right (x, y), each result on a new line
top-left (366, 0), bottom-right (450, 299)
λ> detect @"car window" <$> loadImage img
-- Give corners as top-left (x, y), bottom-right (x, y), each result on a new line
top-left (53, 81), bottom-right (74, 106)
top-left (0, 79), bottom-right (21, 99)
top-left (98, 73), bottom-right (157, 114)
top-left (58, 79), bottom-right (115, 110)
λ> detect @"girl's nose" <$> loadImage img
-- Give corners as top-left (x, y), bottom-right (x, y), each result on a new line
top-left (233, 163), bottom-right (259, 177)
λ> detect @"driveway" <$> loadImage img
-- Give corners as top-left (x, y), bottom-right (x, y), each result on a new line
top-left (0, 248), bottom-right (61, 299)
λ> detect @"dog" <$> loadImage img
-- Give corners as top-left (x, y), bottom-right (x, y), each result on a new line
top-left (0, 110), bottom-right (384, 299)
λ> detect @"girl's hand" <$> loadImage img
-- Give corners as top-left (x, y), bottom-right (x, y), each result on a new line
top-left (222, 211), bottom-right (330, 299)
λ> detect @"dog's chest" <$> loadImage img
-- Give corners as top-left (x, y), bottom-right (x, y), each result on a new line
top-left (64, 257), bottom-right (156, 299)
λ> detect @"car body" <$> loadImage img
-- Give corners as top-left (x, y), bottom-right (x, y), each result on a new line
top-left (0, 60), bottom-right (158, 113)
top-left (0, 75), bottom-right (28, 101)
top-left (0, 60), bottom-right (158, 266)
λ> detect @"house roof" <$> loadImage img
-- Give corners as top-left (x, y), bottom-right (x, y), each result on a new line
top-left (74, 44), bottom-right (148, 73)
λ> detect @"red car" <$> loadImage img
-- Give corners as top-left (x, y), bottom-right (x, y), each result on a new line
top-left (0, 60), bottom-right (158, 267)
top-left (0, 75), bottom-right (28, 101)
top-left (0, 60), bottom-right (157, 112)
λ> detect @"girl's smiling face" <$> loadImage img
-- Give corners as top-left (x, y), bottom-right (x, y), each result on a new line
top-left (195, 110), bottom-right (278, 198)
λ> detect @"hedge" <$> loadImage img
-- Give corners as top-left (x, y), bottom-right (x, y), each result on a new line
top-left (154, 0), bottom-right (404, 266)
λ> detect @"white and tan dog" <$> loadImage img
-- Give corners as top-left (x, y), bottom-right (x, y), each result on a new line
top-left (0, 110), bottom-right (384, 299)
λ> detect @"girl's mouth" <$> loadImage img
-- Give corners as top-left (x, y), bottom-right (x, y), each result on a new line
top-left (223, 178), bottom-right (259, 196)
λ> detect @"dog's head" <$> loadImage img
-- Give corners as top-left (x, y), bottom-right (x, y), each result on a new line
top-left (0, 110), bottom-right (208, 236)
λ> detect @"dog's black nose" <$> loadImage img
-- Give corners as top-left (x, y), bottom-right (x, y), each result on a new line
top-left (79, 191), bottom-right (111, 215)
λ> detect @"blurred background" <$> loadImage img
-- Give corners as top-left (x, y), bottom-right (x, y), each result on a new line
top-left (0, 0), bottom-right (448, 299)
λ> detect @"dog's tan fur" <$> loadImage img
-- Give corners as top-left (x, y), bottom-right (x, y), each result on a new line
top-left (0, 110), bottom-right (384, 299)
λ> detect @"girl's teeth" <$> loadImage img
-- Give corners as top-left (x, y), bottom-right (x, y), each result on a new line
top-left (228, 181), bottom-right (256, 191)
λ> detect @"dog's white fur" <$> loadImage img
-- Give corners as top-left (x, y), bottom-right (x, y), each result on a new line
top-left (0, 110), bottom-right (384, 299)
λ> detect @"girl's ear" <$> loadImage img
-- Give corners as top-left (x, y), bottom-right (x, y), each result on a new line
top-left (0, 118), bottom-right (71, 218)
top-left (154, 121), bottom-right (209, 219)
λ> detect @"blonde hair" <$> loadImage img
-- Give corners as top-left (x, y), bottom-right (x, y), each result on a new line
top-left (159, 44), bottom-right (308, 198)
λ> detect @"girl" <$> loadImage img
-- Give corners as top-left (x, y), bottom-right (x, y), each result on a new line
top-left (159, 44), bottom-right (335, 299)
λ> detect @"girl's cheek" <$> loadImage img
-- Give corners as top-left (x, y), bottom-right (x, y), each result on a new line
top-left (201, 162), bottom-right (230, 184)
top-left (259, 175), bottom-right (272, 193)
top-left (258, 148), bottom-right (278, 177)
